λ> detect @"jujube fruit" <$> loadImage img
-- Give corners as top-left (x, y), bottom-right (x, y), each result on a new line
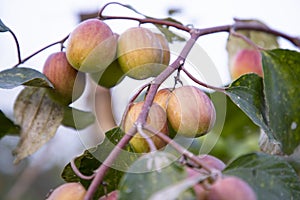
top-left (153, 88), bottom-right (172, 110)
top-left (167, 86), bottom-right (216, 138)
top-left (230, 49), bottom-right (263, 80)
top-left (154, 33), bottom-right (171, 66)
top-left (207, 176), bottom-right (257, 200)
top-left (123, 101), bottom-right (168, 153)
top-left (43, 51), bottom-right (86, 105)
top-left (66, 19), bottom-right (117, 72)
top-left (89, 34), bottom-right (125, 88)
top-left (46, 182), bottom-right (86, 200)
top-left (117, 27), bottom-right (167, 80)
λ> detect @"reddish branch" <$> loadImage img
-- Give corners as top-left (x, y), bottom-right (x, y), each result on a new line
top-left (7, 2), bottom-right (300, 199)
top-left (83, 3), bottom-right (300, 199)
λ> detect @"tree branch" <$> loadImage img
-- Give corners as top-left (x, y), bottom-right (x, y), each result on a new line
top-left (84, 32), bottom-right (199, 199)
top-left (12, 35), bottom-right (69, 68)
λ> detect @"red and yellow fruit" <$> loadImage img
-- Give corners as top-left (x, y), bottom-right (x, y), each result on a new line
top-left (43, 51), bottom-right (86, 105)
top-left (123, 102), bottom-right (168, 153)
top-left (117, 27), bottom-right (169, 80)
top-left (153, 88), bottom-right (172, 110)
top-left (66, 19), bottom-right (117, 72)
top-left (166, 86), bottom-right (216, 138)
top-left (154, 33), bottom-right (171, 66)
top-left (46, 182), bottom-right (86, 200)
top-left (230, 49), bottom-right (263, 80)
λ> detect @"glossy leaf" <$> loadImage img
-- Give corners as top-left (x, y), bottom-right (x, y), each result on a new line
top-left (225, 74), bottom-right (272, 137)
top-left (221, 95), bottom-right (260, 138)
top-left (262, 49), bottom-right (300, 154)
top-left (224, 152), bottom-right (300, 200)
top-left (0, 110), bottom-right (20, 139)
top-left (61, 106), bottom-right (95, 130)
top-left (62, 127), bottom-right (136, 199)
top-left (0, 67), bottom-right (53, 89)
top-left (0, 19), bottom-right (10, 32)
top-left (118, 152), bottom-right (193, 200)
top-left (13, 87), bottom-right (64, 164)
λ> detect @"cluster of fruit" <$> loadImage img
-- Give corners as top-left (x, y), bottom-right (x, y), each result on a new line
top-left (46, 154), bottom-right (256, 200)
top-left (41, 18), bottom-right (262, 200)
top-left (42, 18), bottom-right (217, 151)
top-left (124, 85), bottom-right (216, 153)
top-left (42, 19), bottom-right (171, 105)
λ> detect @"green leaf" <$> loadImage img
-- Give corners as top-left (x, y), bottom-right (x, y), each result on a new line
top-left (13, 87), bottom-right (64, 164)
top-left (62, 127), bottom-right (136, 199)
top-left (0, 67), bottom-right (53, 89)
top-left (155, 23), bottom-right (186, 43)
top-left (209, 95), bottom-right (260, 162)
top-left (225, 74), bottom-right (271, 136)
top-left (262, 49), bottom-right (300, 154)
top-left (118, 152), bottom-right (192, 200)
top-left (224, 152), bottom-right (300, 200)
top-left (0, 110), bottom-right (20, 139)
top-left (61, 107), bottom-right (95, 130)
top-left (0, 19), bottom-right (10, 32)
top-left (149, 173), bottom-right (208, 200)
top-left (222, 95), bottom-right (260, 138)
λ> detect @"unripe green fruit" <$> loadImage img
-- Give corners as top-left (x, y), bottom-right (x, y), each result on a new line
top-left (123, 102), bottom-right (168, 153)
top-left (117, 27), bottom-right (167, 80)
top-left (89, 59), bottom-right (125, 88)
top-left (167, 86), bottom-right (216, 138)
top-left (230, 49), bottom-right (263, 80)
top-left (207, 176), bottom-right (257, 200)
top-left (46, 182), bottom-right (86, 200)
top-left (89, 34), bottom-right (125, 88)
top-left (43, 52), bottom-right (86, 105)
top-left (66, 19), bottom-right (117, 72)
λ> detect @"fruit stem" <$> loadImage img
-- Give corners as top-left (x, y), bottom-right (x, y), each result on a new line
top-left (8, 29), bottom-right (21, 65)
top-left (144, 124), bottom-right (213, 174)
top-left (181, 67), bottom-right (227, 92)
top-left (85, 33), bottom-right (199, 200)
top-left (229, 29), bottom-right (266, 51)
top-left (12, 35), bottom-right (69, 68)
top-left (137, 124), bottom-right (157, 152)
top-left (99, 3), bottom-right (300, 48)
top-left (70, 158), bottom-right (95, 180)
top-left (136, 32), bottom-right (199, 125)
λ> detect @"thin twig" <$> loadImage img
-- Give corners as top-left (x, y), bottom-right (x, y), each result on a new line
top-left (98, 2), bottom-right (190, 32)
top-left (181, 67), bottom-right (227, 92)
top-left (143, 124), bottom-right (212, 174)
top-left (229, 29), bottom-right (266, 51)
top-left (137, 124), bottom-right (157, 152)
top-left (12, 35), bottom-right (69, 68)
top-left (70, 158), bottom-right (95, 180)
top-left (8, 30), bottom-right (21, 64)
top-left (84, 126), bottom-right (137, 200)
